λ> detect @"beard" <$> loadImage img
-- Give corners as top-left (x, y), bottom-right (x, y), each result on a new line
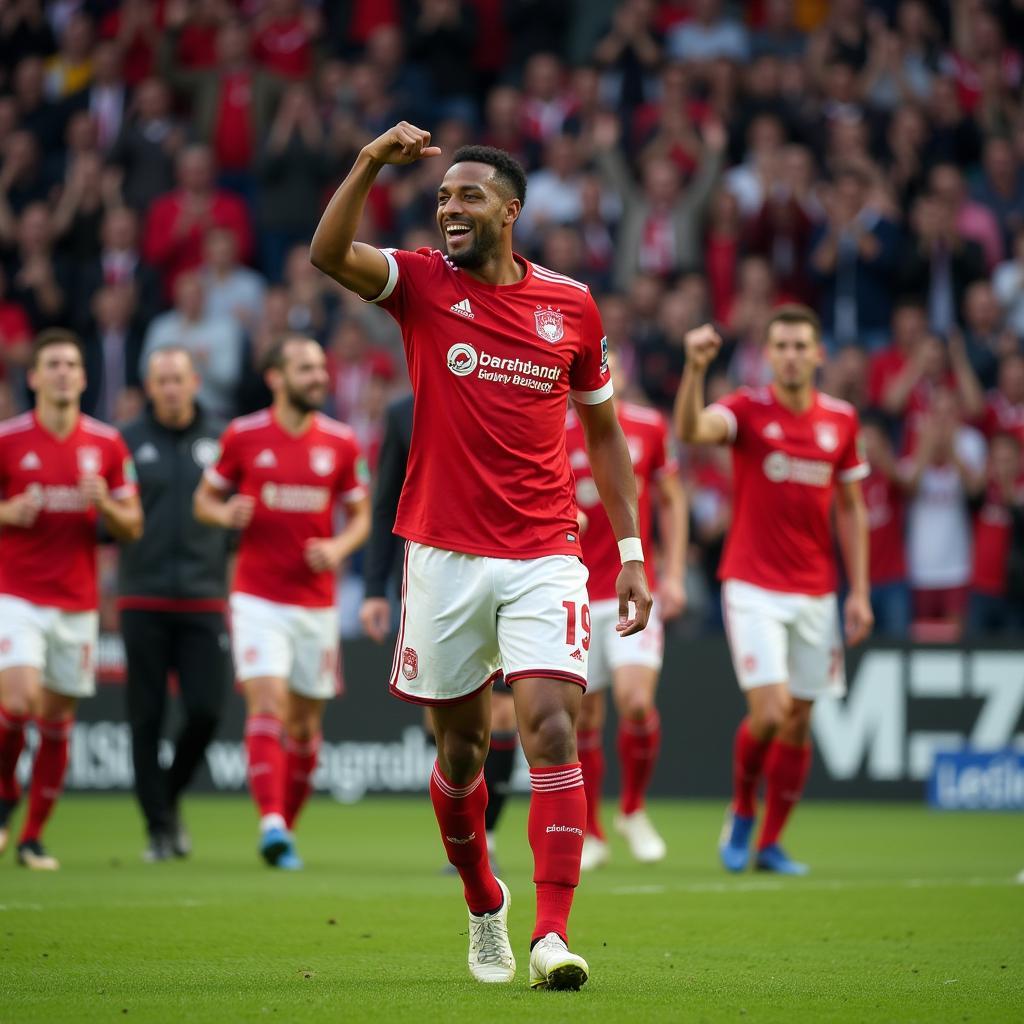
top-left (285, 383), bottom-right (325, 414)
top-left (444, 219), bottom-right (502, 269)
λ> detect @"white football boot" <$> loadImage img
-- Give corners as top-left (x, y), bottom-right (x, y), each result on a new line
top-left (529, 932), bottom-right (590, 990)
top-left (615, 809), bottom-right (667, 863)
top-left (579, 834), bottom-right (610, 871)
top-left (467, 878), bottom-right (515, 983)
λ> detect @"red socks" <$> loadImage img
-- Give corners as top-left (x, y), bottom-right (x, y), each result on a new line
top-left (618, 710), bottom-right (661, 816)
top-left (0, 707), bottom-right (28, 803)
top-left (733, 718), bottom-right (772, 818)
top-left (758, 740), bottom-right (812, 850)
top-left (430, 761), bottom-right (502, 915)
top-left (19, 718), bottom-right (72, 844)
top-left (577, 728), bottom-right (605, 839)
top-left (283, 733), bottom-right (321, 830)
top-left (245, 714), bottom-right (285, 822)
top-left (528, 763), bottom-right (586, 944)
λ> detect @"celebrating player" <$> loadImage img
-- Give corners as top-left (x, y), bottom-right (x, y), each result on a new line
top-left (675, 308), bottom-right (872, 875)
top-left (0, 330), bottom-right (142, 870)
top-left (310, 122), bottom-right (651, 990)
top-left (566, 348), bottom-right (687, 869)
top-left (193, 336), bottom-right (370, 870)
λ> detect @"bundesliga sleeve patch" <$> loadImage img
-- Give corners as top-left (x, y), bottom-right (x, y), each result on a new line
top-left (123, 456), bottom-right (138, 484)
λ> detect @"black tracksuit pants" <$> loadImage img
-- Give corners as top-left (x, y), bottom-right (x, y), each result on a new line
top-left (121, 610), bottom-right (231, 836)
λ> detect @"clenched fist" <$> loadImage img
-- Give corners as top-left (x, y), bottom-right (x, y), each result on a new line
top-left (364, 122), bottom-right (443, 167)
top-left (684, 324), bottom-right (723, 373)
top-left (224, 494), bottom-right (255, 530)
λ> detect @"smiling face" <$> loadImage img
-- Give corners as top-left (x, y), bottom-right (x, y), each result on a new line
top-left (436, 161), bottom-right (519, 270)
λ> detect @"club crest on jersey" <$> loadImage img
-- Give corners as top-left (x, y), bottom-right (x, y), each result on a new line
top-left (446, 342), bottom-right (478, 377)
top-left (77, 446), bottom-right (101, 474)
top-left (401, 647), bottom-right (418, 680)
top-left (310, 446), bottom-right (335, 477)
top-left (535, 307), bottom-right (564, 343)
top-left (814, 422), bottom-right (839, 452)
top-left (192, 438), bottom-right (220, 468)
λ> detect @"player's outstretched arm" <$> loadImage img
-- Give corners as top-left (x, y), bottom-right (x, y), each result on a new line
top-left (655, 470), bottom-right (688, 620)
top-left (309, 122), bottom-right (442, 300)
top-left (836, 478), bottom-right (873, 646)
top-left (193, 477), bottom-right (254, 530)
top-left (574, 397), bottom-right (653, 637)
top-left (673, 324), bottom-right (732, 445)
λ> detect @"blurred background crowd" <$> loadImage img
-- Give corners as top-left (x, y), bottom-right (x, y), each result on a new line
top-left (2, 0), bottom-right (1024, 641)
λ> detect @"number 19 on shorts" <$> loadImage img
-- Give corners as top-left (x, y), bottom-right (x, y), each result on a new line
top-left (563, 601), bottom-right (591, 651)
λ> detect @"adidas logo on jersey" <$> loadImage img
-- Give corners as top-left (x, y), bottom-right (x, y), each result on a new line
top-left (570, 648), bottom-right (583, 662)
top-left (763, 421), bottom-right (784, 440)
top-left (450, 298), bottom-right (474, 318)
top-left (19, 451), bottom-right (41, 470)
top-left (135, 442), bottom-right (159, 464)
top-left (254, 449), bottom-right (277, 467)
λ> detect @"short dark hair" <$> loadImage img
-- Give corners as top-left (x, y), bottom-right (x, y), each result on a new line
top-left (260, 334), bottom-right (317, 374)
top-left (766, 304), bottom-right (822, 342)
top-left (450, 145), bottom-right (527, 206)
top-left (31, 328), bottom-right (85, 368)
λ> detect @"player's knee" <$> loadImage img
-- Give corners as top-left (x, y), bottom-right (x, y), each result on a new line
top-left (749, 702), bottom-right (787, 737)
top-left (438, 729), bottom-right (488, 782)
top-left (0, 693), bottom-right (33, 718)
top-left (619, 694), bottom-right (652, 722)
top-left (522, 708), bottom-right (576, 766)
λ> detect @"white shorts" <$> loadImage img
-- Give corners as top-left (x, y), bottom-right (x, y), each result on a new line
top-left (390, 542), bottom-right (590, 704)
top-left (230, 592), bottom-right (341, 700)
top-left (722, 579), bottom-right (845, 700)
top-left (586, 598), bottom-right (664, 693)
top-left (0, 595), bottom-right (99, 699)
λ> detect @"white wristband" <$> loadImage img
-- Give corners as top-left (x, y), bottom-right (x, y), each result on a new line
top-left (618, 537), bottom-right (644, 564)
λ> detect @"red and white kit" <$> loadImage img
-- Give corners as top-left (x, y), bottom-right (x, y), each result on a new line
top-left (565, 402), bottom-right (675, 690)
top-left (206, 410), bottom-right (368, 698)
top-left (0, 412), bottom-right (137, 696)
top-left (708, 387), bottom-right (868, 698)
top-left (370, 247), bottom-right (612, 703)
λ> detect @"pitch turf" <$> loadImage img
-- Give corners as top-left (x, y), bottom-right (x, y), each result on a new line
top-left (1, 797), bottom-right (1021, 1023)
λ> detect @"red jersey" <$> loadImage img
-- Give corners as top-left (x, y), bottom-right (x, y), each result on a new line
top-left (252, 17), bottom-right (313, 78)
top-left (0, 412), bottom-right (136, 611)
top-left (863, 468), bottom-right (906, 586)
top-left (709, 387), bottom-right (867, 595)
top-left (206, 410), bottom-right (368, 607)
top-left (372, 248), bottom-right (612, 559)
top-left (566, 402), bottom-right (675, 600)
top-left (971, 480), bottom-right (1024, 596)
top-left (980, 390), bottom-right (1024, 445)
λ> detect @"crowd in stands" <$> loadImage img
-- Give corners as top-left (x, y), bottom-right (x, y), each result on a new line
top-left (2, 0), bottom-right (1024, 640)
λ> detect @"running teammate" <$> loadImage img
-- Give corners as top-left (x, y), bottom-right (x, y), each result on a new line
top-left (0, 330), bottom-right (142, 869)
top-left (310, 122), bottom-right (651, 989)
top-left (194, 336), bottom-right (370, 870)
top-left (566, 349), bottom-right (687, 869)
top-left (674, 308), bottom-right (872, 875)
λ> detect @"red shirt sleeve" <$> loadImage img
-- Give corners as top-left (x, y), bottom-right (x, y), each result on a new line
top-left (569, 291), bottom-right (612, 404)
top-left (706, 389), bottom-right (747, 445)
top-left (367, 247), bottom-right (435, 322)
top-left (107, 432), bottom-right (138, 499)
top-left (336, 435), bottom-right (370, 502)
top-left (837, 412), bottom-right (869, 482)
top-left (206, 423), bottom-right (240, 491)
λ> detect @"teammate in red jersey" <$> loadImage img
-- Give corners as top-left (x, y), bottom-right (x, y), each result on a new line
top-left (193, 336), bottom-right (370, 870)
top-left (566, 349), bottom-right (687, 870)
top-left (675, 307), bottom-right (873, 875)
top-left (310, 122), bottom-right (651, 990)
top-left (0, 330), bottom-right (142, 870)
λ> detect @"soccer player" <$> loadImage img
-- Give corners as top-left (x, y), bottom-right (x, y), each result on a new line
top-left (566, 348), bottom-right (687, 870)
top-left (310, 122), bottom-right (651, 990)
top-left (0, 329), bottom-right (142, 869)
top-left (675, 309), bottom-right (873, 875)
top-left (193, 336), bottom-right (370, 869)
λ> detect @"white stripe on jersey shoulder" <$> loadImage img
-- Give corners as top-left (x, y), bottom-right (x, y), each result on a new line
top-left (314, 413), bottom-right (356, 439)
top-left (621, 402), bottom-right (664, 425)
top-left (531, 262), bottom-right (589, 294)
top-left (80, 415), bottom-right (120, 439)
top-left (0, 412), bottom-right (35, 436)
top-left (817, 392), bottom-right (858, 418)
top-left (231, 409), bottom-right (272, 433)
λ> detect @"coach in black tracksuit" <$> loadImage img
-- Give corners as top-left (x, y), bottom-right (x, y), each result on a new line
top-left (118, 347), bottom-right (232, 860)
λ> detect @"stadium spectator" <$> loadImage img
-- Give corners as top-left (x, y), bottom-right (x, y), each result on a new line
top-left (12, 56), bottom-right (66, 153)
top-left (520, 51), bottom-right (576, 143)
top-left (0, 1), bottom-right (54, 74)
top-left (860, 414), bottom-right (910, 637)
top-left (992, 226), bottom-right (1024, 337)
top-left (200, 227), bottom-right (266, 331)
top-left (98, 0), bottom-right (160, 87)
top-left (929, 162), bottom-right (1003, 271)
top-left (902, 388), bottom-right (987, 632)
top-left (594, 112), bottom-right (726, 291)
top-left (142, 144), bottom-right (253, 298)
top-left (51, 150), bottom-right (123, 266)
top-left (973, 136), bottom-right (1024, 257)
top-left (43, 10), bottom-right (95, 100)
top-left (809, 164), bottom-right (900, 352)
top-left (82, 283), bottom-right (144, 424)
top-left (518, 135), bottom-right (589, 247)
top-left (0, 265), bottom-right (32, 393)
top-left (74, 205), bottom-right (160, 336)
top-left (960, 280), bottom-right (1017, 389)
top-left (0, 130), bottom-right (49, 222)
top-left (406, 0), bottom-right (478, 125)
top-left (968, 432), bottom-right (1024, 635)
top-left (252, 0), bottom-right (319, 81)
top-left (666, 0), bottom-right (748, 65)
top-left (6, 202), bottom-right (72, 332)
top-left (141, 270), bottom-right (243, 420)
top-left (725, 113), bottom-right (786, 219)
top-left (326, 315), bottom-right (396, 427)
top-left (591, 0), bottom-right (663, 113)
top-left (750, 0), bottom-right (806, 61)
top-left (68, 40), bottom-right (128, 152)
top-left (979, 352), bottom-right (1024, 444)
top-left (109, 76), bottom-right (183, 213)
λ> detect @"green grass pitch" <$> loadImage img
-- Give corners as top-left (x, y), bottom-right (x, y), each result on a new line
top-left (1, 797), bottom-right (1021, 1023)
